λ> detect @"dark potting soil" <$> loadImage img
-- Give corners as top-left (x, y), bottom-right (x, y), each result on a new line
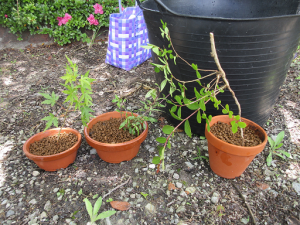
top-left (29, 132), bottom-right (78, 156)
top-left (210, 121), bottom-right (262, 147)
top-left (89, 118), bottom-right (139, 144)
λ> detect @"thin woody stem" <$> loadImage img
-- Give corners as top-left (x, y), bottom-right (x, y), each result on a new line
top-left (209, 33), bottom-right (244, 140)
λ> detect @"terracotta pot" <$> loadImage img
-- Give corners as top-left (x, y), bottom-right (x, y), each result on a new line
top-left (23, 128), bottom-right (82, 171)
top-left (205, 115), bottom-right (267, 179)
top-left (84, 111), bottom-right (148, 163)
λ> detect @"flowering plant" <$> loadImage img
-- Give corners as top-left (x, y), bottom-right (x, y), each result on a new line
top-left (0, 0), bottom-right (144, 45)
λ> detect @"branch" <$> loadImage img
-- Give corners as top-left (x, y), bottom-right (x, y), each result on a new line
top-left (231, 181), bottom-right (258, 225)
top-left (102, 177), bottom-right (131, 200)
top-left (210, 33), bottom-right (244, 140)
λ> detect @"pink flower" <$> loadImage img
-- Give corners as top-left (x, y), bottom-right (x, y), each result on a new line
top-left (87, 14), bottom-right (99, 26)
top-left (5, 14), bottom-right (8, 18)
top-left (57, 17), bottom-right (64, 26)
top-left (94, 3), bottom-right (103, 14)
top-left (57, 13), bottom-right (72, 26)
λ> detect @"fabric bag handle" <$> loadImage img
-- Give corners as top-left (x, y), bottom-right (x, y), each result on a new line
top-left (118, 0), bottom-right (137, 13)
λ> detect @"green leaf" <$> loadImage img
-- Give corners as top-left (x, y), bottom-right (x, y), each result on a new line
top-left (93, 196), bottom-right (102, 217)
top-left (152, 47), bottom-right (160, 55)
top-left (95, 210), bottom-right (116, 221)
top-left (167, 140), bottom-right (171, 149)
top-left (154, 67), bottom-right (160, 73)
top-left (276, 150), bottom-right (291, 158)
top-left (275, 143), bottom-right (283, 149)
top-left (145, 89), bottom-right (157, 99)
top-left (266, 153), bottom-right (272, 166)
top-left (174, 95), bottom-right (182, 105)
top-left (184, 120), bottom-right (192, 138)
top-left (160, 79), bottom-right (167, 91)
top-left (170, 105), bottom-right (177, 112)
top-left (199, 99), bottom-right (206, 111)
top-left (78, 189), bottom-right (82, 195)
top-left (152, 156), bottom-right (160, 164)
top-left (156, 137), bottom-right (167, 144)
top-left (40, 92), bottom-right (59, 106)
top-left (197, 110), bottom-right (202, 123)
top-left (268, 136), bottom-right (275, 150)
top-left (274, 153), bottom-right (286, 160)
top-left (162, 125), bottom-right (174, 135)
top-left (41, 113), bottom-right (58, 131)
top-left (183, 98), bottom-right (199, 110)
top-left (275, 131), bottom-right (285, 147)
top-left (238, 122), bottom-right (247, 128)
top-left (177, 107), bottom-right (182, 118)
top-left (170, 110), bottom-right (183, 121)
top-left (196, 71), bottom-right (201, 79)
top-left (83, 198), bottom-right (93, 220)
top-left (231, 121), bottom-right (238, 134)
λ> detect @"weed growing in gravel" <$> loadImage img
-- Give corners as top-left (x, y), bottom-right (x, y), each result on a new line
top-left (39, 55), bottom-right (95, 139)
top-left (193, 146), bottom-right (209, 161)
top-left (267, 131), bottom-right (291, 166)
top-left (83, 196), bottom-right (116, 224)
top-left (143, 21), bottom-right (246, 171)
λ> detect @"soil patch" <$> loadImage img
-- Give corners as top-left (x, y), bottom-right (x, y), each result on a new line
top-left (29, 132), bottom-right (78, 156)
top-left (210, 121), bottom-right (262, 147)
top-left (89, 118), bottom-right (138, 143)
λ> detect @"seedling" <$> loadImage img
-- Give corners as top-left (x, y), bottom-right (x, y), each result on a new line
top-left (78, 189), bottom-right (82, 195)
top-left (57, 189), bottom-right (65, 197)
top-left (193, 146), bottom-right (209, 161)
top-left (140, 192), bottom-right (149, 199)
top-left (216, 204), bottom-right (225, 217)
top-left (39, 55), bottom-right (95, 139)
top-left (92, 194), bottom-right (99, 199)
top-left (71, 210), bottom-right (79, 219)
top-left (83, 196), bottom-right (116, 224)
top-left (106, 198), bottom-right (113, 203)
top-left (267, 131), bottom-right (291, 166)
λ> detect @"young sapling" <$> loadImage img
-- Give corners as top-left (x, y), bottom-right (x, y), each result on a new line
top-left (39, 55), bottom-right (95, 140)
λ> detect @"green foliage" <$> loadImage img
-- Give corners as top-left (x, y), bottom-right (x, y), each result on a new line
top-left (145, 21), bottom-right (247, 171)
top-left (0, 0), bottom-right (144, 45)
top-left (40, 55), bottom-right (95, 133)
top-left (83, 196), bottom-right (116, 223)
top-left (112, 87), bottom-right (165, 136)
top-left (193, 146), bottom-right (209, 161)
top-left (266, 131), bottom-right (291, 166)
top-left (140, 192), bottom-right (148, 199)
top-left (106, 198), bottom-right (113, 203)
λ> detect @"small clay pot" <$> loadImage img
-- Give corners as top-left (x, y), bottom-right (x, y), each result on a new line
top-left (84, 111), bottom-right (148, 163)
top-left (23, 128), bottom-right (81, 171)
top-left (205, 115), bottom-right (267, 179)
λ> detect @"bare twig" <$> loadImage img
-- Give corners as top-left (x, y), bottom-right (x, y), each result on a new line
top-left (230, 181), bottom-right (258, 225)
top-left (102, 177), bottom-right (131, 199)
top-left (210, 33), bottom-right (244, 141)
top-left (167, 199), bottom-right (176, 207)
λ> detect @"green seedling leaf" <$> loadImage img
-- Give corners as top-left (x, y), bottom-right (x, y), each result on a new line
top-left (162, 125), bottom-right (174, 135)
top-left (238, 121), bottom-right (247, 128)
top-left (154, 67), bottom-right (160, 73)
top-left (276, 150), bottom-right (291, 158)
top-left (40, 91), bottom-right (59, 106)
top-left (42, 113), bottom-right (58, 131)
top-left (170, 110), bottom-right (183, 121)
top-left (83, 198), bottom-right (93, 220)
top-left (156, 137), bottom-right (167, 143)
top-left (275, 131), bottom-right (285, 147)
top-left (184, 120), bottom-right (192, 138)
top-left (197, 110), bottom-right (202, 123)
top-left (78, 189), bottom-right (82, 195)
top-left (174, 95), bottom-right (182, 105)
top-left (93, 196), bottom-right (102, 216)
top-left (266, 152), bottom-right (272, 166)
top-left (95, 210), bottom-right (116, 220)
top-left (152, 156), bottom-right (160, 164)
top-left (92, 194), bottom-right (99, 199)
top-left (160, 79), bottom-right (167, 91)
top-left (106, 198), bottom-right (113, 203)
top-left (200, 136), bottom-right (206, 140)
top-left (141, 192), bottom-right (149, 199)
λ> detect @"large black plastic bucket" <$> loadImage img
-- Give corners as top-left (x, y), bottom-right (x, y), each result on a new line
top-left (137, 0), bottom-right (300, 135)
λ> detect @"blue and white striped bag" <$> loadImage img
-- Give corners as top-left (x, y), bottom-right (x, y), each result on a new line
top-left (105, 2), bottom-right (151, 71)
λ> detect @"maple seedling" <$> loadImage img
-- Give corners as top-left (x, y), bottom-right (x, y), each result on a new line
top-left (39, 55), bottom-right (95, 139)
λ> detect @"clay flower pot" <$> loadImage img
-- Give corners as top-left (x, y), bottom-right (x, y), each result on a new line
top-left (23, 128), bottom-right (82, 171)
top-left (205, 115), bottom-right (267, 179)
top-left (84, 111), bottom-right (148, 163)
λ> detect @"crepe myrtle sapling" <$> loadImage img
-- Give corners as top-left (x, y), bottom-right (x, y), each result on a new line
top-left (39, 55), bottom-right (95, 139)
top-left (142, 20), bottom-right (246, 172)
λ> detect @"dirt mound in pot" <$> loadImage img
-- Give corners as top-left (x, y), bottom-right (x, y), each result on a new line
top-left (210, 121), bottom-right (262, 147)
top-left (89, 118), bottom-right (140, 144)
top-left (29, 132), bottom-right (78, 156)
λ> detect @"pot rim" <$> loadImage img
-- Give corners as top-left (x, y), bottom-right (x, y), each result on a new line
top-left (23, 128), bottom-right (82, 161)
top-left (205, 115), bottom-right (268, 156)
top-left (84, 111), bottom-right (148, 147)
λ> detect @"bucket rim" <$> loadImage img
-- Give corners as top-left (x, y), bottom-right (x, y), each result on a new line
top-left (137, 0), bottom-right (300, 22)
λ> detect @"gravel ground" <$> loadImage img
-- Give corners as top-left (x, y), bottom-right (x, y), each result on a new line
top-left (0, 40), bottom-right (299, 225)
